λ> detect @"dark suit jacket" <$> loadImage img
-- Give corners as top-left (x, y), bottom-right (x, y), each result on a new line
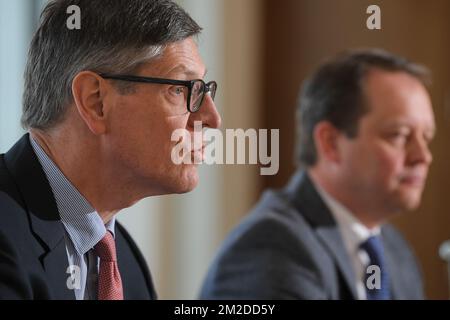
top-left (200, 171), bottom-right (424, 299)
top-left (0, 134), bottom-right (156, 299)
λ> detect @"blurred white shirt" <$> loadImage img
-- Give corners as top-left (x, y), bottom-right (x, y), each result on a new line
top-left (313, 181), bottom-right (380, 300)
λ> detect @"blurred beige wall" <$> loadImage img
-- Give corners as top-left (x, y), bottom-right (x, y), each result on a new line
top-left (220, 0), bottom-right (264, 238)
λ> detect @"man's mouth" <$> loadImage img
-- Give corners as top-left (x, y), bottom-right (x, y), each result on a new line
top-left (399, 174), bottom-right (426, 187)
top-left (191, 145), bottom-right (205, 163)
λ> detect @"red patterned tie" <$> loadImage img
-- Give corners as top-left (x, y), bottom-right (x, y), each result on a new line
top-left (94, 231), bottom-right (124, 300)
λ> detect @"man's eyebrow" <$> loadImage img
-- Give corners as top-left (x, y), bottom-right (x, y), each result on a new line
top-left (167, 65), bottom-right (207, 79)
top-left (382, 120), bottom-right (437, 135)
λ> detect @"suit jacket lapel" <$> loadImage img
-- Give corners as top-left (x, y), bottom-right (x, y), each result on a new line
top-left (285, 171), bottom-right (359, 299)
top-left (4, 134), bottom-right (75, 300)
top-left (315, 227), bottom-right (358, 299)
top-left (41, 238), bottom-right (76, 300)
top-left (381, 229), bottom-right (401, 299)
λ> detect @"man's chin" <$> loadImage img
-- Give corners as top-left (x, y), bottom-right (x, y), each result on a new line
top-left (174, 167), bottom-right (199, 194)
top-left (175, 182), bottom-right (198, 194)
top-left (396, 192), bottom-right (423, 212)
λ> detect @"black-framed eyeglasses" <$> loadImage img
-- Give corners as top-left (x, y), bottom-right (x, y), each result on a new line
top-left (99, 73), bottom-right (217, 113)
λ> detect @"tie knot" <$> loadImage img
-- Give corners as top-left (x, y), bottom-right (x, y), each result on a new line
top-left (360, 235), bottom-right (384, 264)
top-left (360, 235), bottom-right (391, 300)
top-left (94, 231), bottom-right (117, 262)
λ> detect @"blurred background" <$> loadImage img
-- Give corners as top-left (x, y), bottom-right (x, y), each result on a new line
top-left (1, 0), bottom-right (450, 299)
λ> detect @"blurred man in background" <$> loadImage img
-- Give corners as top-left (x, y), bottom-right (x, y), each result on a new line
top-left (0, 0), bottom-right (220, 300)
top-left (201, 49), bottom-right (434, 299)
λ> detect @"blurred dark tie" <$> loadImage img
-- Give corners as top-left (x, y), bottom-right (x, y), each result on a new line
top-left (360, 235), bottom-right (391, 300)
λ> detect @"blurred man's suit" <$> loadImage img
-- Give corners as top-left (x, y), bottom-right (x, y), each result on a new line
top-left (200, 171), bottom-right (424, 299)
top-left (0, 135), bottom-right (156, 299)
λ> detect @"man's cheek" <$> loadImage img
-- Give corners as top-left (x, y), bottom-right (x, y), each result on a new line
top-left (381, 157), bottom-right (404, 188)
top-left (170, 128), bottom-right (193, 164)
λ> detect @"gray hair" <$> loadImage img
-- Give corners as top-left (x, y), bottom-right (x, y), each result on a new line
top-left (22, 0), bottom-right (202, 130)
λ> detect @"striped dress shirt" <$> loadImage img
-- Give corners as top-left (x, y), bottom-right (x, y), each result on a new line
top-left (30, 136), bottom-right (115, 300)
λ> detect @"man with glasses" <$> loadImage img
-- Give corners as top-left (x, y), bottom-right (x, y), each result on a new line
top-left (0, 0), bottom-right (220, 300)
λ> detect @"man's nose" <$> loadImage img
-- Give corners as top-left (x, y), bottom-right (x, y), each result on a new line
top-left (189, 94), bottom-right (222, 129)
top-left (408, 135), bottom-right (433, 166)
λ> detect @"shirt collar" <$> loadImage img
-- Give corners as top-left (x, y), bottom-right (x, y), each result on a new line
top-left (30, 136), bottom-right (115, 255)
top-left (312, 178), bottom-right (380, 253)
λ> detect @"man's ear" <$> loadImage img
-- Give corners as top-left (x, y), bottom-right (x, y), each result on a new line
top-left (72, 71), bottom-right (108, 135)
top-left (313, 121), bottom-right (342, 164)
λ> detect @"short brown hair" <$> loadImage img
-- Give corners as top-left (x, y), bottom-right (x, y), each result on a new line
top-left (297, 48), bottom-right (430, 167)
